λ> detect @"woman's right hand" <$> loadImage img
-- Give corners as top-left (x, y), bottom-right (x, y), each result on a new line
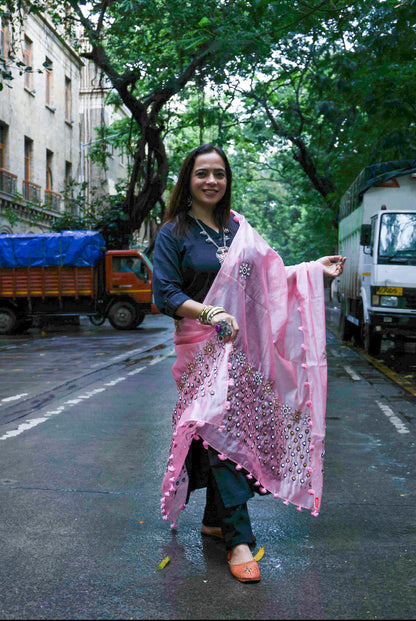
top-left (210, 312), bottom-right (239, 342)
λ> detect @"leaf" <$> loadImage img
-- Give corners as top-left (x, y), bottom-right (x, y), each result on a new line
top-left (198, 17), bottom-right (211, 28)
top-left (156, 555), bottom-right (171, 570)
top-left (254, 546), bottom-right (265, 562)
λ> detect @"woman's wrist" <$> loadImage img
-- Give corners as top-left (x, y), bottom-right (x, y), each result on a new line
top-left (198, 305), bottom-right (226, 325)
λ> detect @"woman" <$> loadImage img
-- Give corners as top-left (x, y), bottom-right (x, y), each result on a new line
top-left (153, 143), bottom-right (345, 583)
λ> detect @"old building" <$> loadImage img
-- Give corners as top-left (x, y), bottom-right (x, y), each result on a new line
top-left (78, 32), bottom-right (131, 207)
top-left (0, 11), bottom-right (130, 235)
top-left (0, 11), bottom-right (83, 233)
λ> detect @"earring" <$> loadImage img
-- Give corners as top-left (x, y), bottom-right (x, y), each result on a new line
top-left (187, 195), bottom-right (192, 208)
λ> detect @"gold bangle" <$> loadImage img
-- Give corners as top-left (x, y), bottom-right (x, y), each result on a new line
top-left (206, 306), bottom-right (225, 324)
top-left (198, 305), bottom-right (213, 325)
top-left (198, 305), bottom-right (225, 325)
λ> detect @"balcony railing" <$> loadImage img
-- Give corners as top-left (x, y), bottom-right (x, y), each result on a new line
top-left (44, 189), bottom-right (61, 211)
top-left (0, 168), bottom-right (17, 195)
top-left (22, 179), bottom-right (41, 203)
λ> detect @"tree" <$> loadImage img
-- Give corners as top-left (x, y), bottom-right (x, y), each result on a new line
top-left (7, 0), bottom-right (412, 261)
top-left (3, 0), bottom-right (361, 251)
top-left (236, 0), bottom-right (416, 253)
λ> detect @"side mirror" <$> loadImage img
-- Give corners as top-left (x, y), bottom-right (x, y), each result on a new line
top-left (360, 224), bottom-right (372, 246)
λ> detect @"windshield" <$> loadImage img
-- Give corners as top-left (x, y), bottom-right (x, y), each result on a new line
top-left (378, 212), bottom-right (416, 264)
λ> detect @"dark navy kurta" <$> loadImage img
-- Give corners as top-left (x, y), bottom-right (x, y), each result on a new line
top-left (153, 215), bottom-right (239, 318)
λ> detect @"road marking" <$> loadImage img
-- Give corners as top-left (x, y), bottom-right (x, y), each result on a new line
top-left (104, 377), bottom-right (126, 387)
top-left (0, 348), bottom-right (175, 442)
top-left (329, 347), bottom-right (342, 358)
top-left (0, 393), bottom-right (28, 406)
top-left (127, 366), bottom-right (146, 376)
top-left (376, 400), bottom-right (410, 434)
top-left (343, 365), bottom-right (361, 381)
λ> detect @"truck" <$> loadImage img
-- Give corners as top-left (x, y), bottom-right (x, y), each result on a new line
top-left (337, 159), bottom-right (416, 355)
top-left (0, 230), bottom-right (157, 334)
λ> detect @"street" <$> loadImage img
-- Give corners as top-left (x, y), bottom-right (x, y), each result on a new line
top-left (0, 306), bottom-right (415, 620)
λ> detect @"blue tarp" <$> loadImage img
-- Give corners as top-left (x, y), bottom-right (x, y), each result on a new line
top-left (0, 231), bottom-right (106, 268)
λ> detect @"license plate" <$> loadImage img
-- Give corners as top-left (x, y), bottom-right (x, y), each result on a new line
top-left (376, 286), bottom-right (403, 296)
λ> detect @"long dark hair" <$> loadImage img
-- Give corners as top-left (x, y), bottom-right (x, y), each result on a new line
top-left (164, 143), bottom-right (232, 237)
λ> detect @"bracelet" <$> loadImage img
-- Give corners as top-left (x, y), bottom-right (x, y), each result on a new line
top-left (198, 305), bottom-right (226, 325)
top-left (206, 306), bottom-right (225, 324)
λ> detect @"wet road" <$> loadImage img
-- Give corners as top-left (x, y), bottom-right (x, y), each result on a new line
top-left (0, 307), bottom-right (415, 620)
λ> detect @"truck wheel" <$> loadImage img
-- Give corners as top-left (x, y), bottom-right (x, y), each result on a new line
top-left (135, 311), bottom-right (145, 327)
top-left (89, 313), bottom-right (106, 326)
top-left (362, 323), bottom-right (382, 356)
top-left (0, 306), bottom-right (18, 335)
top-left (108, 301), bottom-right (137, 330)
top-left (339, 312), bottom-right (353, 342)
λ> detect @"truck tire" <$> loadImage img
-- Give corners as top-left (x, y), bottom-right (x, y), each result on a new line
top-left (339, 311), bottom-right (353, 342)
top-left (89, 313), bottom-right (106, 326)
top-left (135, 310), bottom-right (145, 327)
top-left (0, 306), bottom-right (18, 335)
top-left (362, 323), bottom-right (382, 356)
top-left (108, 300), bottom-right (137, 330)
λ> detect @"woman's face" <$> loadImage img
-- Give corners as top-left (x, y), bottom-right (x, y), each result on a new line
top-left (189, 151), bottom-right (227, 211)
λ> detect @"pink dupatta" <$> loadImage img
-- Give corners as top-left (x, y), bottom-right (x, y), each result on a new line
top-left (161, 212), bottom-right (327, 528)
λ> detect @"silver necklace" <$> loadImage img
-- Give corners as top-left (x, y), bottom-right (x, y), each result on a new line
top-left (191, 216), bottom-right (229, 265)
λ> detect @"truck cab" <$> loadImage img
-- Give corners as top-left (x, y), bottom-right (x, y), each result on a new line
top-left (95, 250), bottom-right (157, 330)
top-left (359, 208), bottom-right (416, 352)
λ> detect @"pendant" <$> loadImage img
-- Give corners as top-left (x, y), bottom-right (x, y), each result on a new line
top-left (216, 246), bottom-right (229, 264)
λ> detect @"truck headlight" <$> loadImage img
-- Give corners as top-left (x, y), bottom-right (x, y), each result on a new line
top-left (380, 296), bottom-right (398, 307)
top-left (372, 295), bottom-right (380, 305)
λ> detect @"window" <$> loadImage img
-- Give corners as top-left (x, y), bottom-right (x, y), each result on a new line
top-left (0, 125), bottom-right (4, 169)
top-left (65, 160), bottom-right (72, 186)
top-left (24, 137), bottom-right (32, 180)
top-left (23, 36), bottom-right (32, 90)
top-left (64, 161), bottom-right (76, 214)
top-left (65, 76), bottom-right (72, 121)
top-left (0, 125), bottom-right (17, 194)
top-left (45, 57), bottom-right (53, 106)
top-left (46, 150), bottom-right (53, 190)
top-left (23, 137), bottom-right (41, 202)
top-left (0, 18), bottom-right (5, 61)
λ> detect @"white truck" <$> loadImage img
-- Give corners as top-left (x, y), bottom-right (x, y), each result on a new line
top-left (337, 160), bottom-right (416, 355)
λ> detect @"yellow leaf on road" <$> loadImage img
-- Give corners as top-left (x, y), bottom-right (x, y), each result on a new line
top-left (157, 556), bottom-right (171, 570)
top-left (254, 546), bottom-right (265, 562)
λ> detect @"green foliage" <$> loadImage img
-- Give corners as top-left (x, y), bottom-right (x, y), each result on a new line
top-left (51, 180), bottom-right (131, 249)
top-left (6, 0), bottom-right (416, 262)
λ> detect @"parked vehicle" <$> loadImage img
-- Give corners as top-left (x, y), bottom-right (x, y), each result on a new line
top-left (0, 231), bottom-right (157, 334)
top-left (337, 160), bottom-right (416, 355)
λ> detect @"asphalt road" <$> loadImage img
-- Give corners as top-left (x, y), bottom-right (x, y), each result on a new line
top-left (0, 307), bottom-right (415, 620)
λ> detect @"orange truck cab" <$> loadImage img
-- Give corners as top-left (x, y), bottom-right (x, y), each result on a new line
top-left (0, 232), bottom-right (158, 334)
top-left (97, 249), bottom-right (158, 329)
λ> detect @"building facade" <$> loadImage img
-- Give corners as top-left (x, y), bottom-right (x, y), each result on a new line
top-left (0, 11), bottom-right (130, 235)
top-left (0, 11), bottom-right (83, 233)
top-left (78, 33), bottom-right (131, 206)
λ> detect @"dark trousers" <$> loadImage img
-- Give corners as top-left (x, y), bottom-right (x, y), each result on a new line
top-left (202, 448), bottom-right (255, 551)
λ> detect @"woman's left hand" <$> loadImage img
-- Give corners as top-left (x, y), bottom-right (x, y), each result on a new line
top-left (317, 255), bottom-right (346, 277)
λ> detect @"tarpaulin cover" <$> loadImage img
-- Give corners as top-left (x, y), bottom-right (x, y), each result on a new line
top-left (0, 231), bottom-right (106, 268)
top-left (339, 159), bottom-right (416, 220)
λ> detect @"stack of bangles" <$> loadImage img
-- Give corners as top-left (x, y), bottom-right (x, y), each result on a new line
top-left (198, 305), bottom-right (233, 339)
top-left (198, 305), bottom-right (226, 325)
